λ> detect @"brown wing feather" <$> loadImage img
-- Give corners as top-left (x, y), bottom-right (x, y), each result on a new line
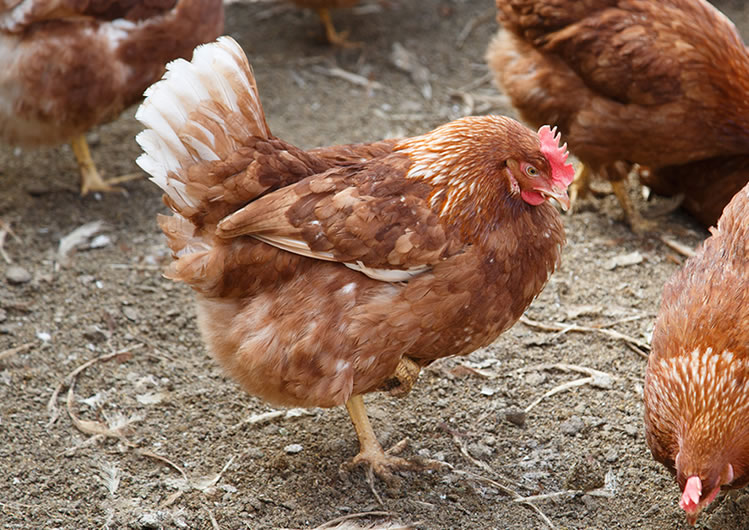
top-left (216, 154), bottom-right (459, 273)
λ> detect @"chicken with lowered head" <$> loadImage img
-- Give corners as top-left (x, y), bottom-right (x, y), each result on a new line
top-left (135, 36), bottom-right (573, 482)
top-left (644, 181), bottom-right (749, 525)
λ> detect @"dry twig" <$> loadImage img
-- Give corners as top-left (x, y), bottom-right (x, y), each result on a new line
top-left (0, 341), bottom-right (34, 361)
top-left (0, 219), bottom-right (20, 263)
top-left (522, 363), bottom-right (614, 414)
top-left (520, 315), bottom-right (651, 351)
top-left (660, 235), bottom-right (697, 258)
top-left (445, 429), bottom-right (555, 528)
top-left (47, 345), bottom-right (142, 427)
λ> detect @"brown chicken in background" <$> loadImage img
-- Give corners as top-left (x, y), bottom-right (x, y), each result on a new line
top-left (135, 36), bottom-right (573, 481)
top-left (288, 0), bottom-right (359, 46)
top-left (0, 0), bottom-right (224, 194)
top-left (487, 0), bottom-right (749, 232)
top-left (644, 182), bottom-right (749, 525)
top-left (642, 156), bottom-right (749, 228)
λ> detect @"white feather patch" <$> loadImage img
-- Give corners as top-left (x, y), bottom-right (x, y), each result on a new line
top-left (135, 36), bottom-right (264, 211)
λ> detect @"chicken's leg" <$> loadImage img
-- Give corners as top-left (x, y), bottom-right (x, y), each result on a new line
top-left (344, 394), bottom-right (425, 485)
top-left (568, 162), bottom-right (591, 213)
top-left (610, 179), bottom-right (656, 234)
top-left (72, 134), bottom-right (142, 196)
top-left (315, 8), bottom-right (360, 47)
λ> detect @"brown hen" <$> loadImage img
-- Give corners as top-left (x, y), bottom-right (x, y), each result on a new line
top-left (487, 0), bottom-right (749, 231)
top-left (644, 182), bottom-right (749, 525)
top-left (0, 0), bottom-right (224, 194)
top-left (135, 36), bottom-right (573, 482)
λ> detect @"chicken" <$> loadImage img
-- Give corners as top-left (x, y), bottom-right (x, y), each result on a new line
top-left (644, 182), bottom-right (749, 525)
top-left (642, 156), bottom-right (749, 228)
top-left (288, 0), bottom-right (359, 46)
top-left (0, 0), bottom-right (224, 194)
top-left (486, 0), bottom-right (749, 232)
top-left (135, 36), bottom-right (574, 481)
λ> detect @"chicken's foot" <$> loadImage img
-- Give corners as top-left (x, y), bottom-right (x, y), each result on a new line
top-left (378, 357), bottom-right (421, 397)
top-left (611, 179), bottom-right (657, 234)
top-left (71, 134), bottom-right (142, 196)
top-left (315, 8), bottom-right (360, 47)
top-left (343, 395), bottom-right (441, 486)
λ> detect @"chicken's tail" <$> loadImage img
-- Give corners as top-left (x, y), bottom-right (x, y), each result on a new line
top-left (135, 36), bottom-right (271, 220)
top-left (135, 36), bottom-right (273, 293)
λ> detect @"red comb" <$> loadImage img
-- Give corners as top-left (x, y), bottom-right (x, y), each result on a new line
top-left (679, 476), bottom-right (702, 513)
top-left (538, 125), bottom-right (574, 188)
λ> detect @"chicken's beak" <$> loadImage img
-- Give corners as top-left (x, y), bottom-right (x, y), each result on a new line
top-left (536, 184), bottom-right (571, 211)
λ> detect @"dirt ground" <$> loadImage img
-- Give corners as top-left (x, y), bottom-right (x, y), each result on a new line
top-left (1, 1), bottom-right (748, 528)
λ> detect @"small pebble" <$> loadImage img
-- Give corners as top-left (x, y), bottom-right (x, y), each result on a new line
top-left (82, 325), bottom-right (108, 343)
top-left (284, 443), bottom-right (303, 454)
top-left (561, 415), bottom-right (585, 436)
top-left (524, 371), bottom-right (547, 386)
top-left (122, 306), bottom-right (139, 322)
top-left (604, 449), bottom-right (618, 463)
top-left (6, 265), bottom-right (31, 285)
top-left (0, 308), bottom-right (6, 323)
top-left (467, 442), bottom-right (493, 460)
top-left (505, 407), bottom-right (526, 427)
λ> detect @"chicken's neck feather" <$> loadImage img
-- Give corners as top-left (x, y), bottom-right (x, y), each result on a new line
top-left (395, 115), bottom-right (555, 243)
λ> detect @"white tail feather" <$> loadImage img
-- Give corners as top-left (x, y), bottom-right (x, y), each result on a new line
top-left (135, 36), bottom-right (269, 211)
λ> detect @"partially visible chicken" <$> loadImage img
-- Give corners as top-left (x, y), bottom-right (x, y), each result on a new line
top-left (136, 37), bottom-right (573, 481)
top-left (288, 0), bottom-right (359, 46)
top-left (643, 156), bottom-right (749, 228)
top-left (644, 182), bottom-right (749, 525)
top-left (0, 0), bottom-right (224, 194)
top-left (487, 0), bottom-right (749, 232)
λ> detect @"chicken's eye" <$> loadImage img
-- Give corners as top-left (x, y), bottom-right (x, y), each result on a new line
top-left (525, 165), bottom-right (539, 177)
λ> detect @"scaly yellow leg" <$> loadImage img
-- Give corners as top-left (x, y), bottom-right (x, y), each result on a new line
top-left (343, 395), bottom-right (422, 485)
top-left (315, 7), bottom-right (360, 47)
top-left (611, 179), bottom-right (656, 234)
top-left (71, 134), bottom-right (141, 196)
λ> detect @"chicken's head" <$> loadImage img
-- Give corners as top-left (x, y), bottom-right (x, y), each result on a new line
top-left (504, 125), bottom-right (573, 210)
top-left (677, 454), bottom-right (736, 525)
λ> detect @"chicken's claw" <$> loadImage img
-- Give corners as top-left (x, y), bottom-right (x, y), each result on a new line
top-left (342, 438), bottom-right (444, 488)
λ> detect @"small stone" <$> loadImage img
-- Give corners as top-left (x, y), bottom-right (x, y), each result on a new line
top-left (604, 449), bottom-right (618, 463)
top-left (417, 448), bottom-right (431, 458)
top-left (244, 448), bottom-right (265, 459)
top-left (467, 442), bottom-right (493, 460)
top-left (284, 443), bottom-right (303, 454)
top-left (6, 265), bottom-right (31, 285)
top-left (622, 424), bottom-right (639, 437)
top-left (524, 371), bottom-right (547, 386)
top-left (565, 457), bottom-right (605, 491)
top-left (560, 415), bottom-right (585, 436)
top-left (82, 325), bottom-right (108, 343)
top-left (480, 386), bottom-right (496, 396)
top-left (0, 308), bottom-right (6, 323)
top-left (122, 306), bottom-right (139, 322)
top-left (505, 407), bottom-right (526, 427)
